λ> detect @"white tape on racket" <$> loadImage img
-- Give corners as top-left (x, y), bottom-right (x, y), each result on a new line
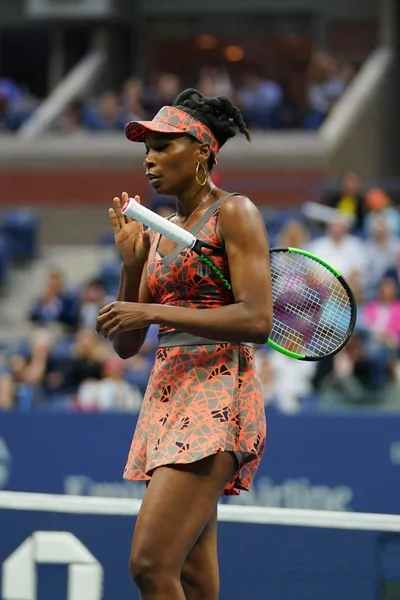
top-left (122, 198), bottom-right (196, 249)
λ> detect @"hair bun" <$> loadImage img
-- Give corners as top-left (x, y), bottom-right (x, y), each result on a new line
top-left (172, 87), bottom-right (251, 163)
top-left (174, 88), bottom-right (206, 107)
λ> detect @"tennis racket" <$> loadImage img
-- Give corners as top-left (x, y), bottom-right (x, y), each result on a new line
top-left (122, 198), bottom-right (357, 361)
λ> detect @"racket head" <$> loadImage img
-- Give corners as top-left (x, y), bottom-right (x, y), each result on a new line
top-left (268, 247), bottom-right (357, 361)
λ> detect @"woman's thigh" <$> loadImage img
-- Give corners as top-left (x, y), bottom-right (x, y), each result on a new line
top-left (130, 452), bottom-right (236, 573)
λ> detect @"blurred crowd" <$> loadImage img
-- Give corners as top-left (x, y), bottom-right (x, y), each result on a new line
top-left (0, 272), bottom-right (151, 412)
top-left (0, 52), bottom-right (356, 134)
top-left (0, 170), bottom-right (400, 415)
top-left (258, 172), bottom-right (400, 414)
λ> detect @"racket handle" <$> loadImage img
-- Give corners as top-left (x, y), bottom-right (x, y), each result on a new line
top-left (122, 198), bottom-right (196, 249)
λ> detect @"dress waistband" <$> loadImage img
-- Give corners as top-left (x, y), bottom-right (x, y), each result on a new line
top-left (157, 330), bottom-right (254, 348)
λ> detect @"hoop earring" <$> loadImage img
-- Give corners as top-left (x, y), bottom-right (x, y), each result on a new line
top-left (195, 162), bottom-right (207, 187)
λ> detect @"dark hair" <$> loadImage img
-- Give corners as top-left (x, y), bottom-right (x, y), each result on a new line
top-left (173, 88), bottom-right (250, 170)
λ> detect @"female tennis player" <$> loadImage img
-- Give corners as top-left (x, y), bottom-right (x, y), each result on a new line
top-left (96, 88), bottom-right (272, 600)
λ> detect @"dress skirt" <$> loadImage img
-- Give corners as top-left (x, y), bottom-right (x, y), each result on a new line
top-left (123, 342), bottom-right (266, 495)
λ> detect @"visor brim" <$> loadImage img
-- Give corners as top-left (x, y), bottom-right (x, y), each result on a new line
top-left (125, 120), bottom-right (187, 143)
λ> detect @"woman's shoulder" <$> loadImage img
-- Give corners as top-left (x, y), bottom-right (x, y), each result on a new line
top-left (218, 193), bottom-right (263, 229)
top-left (218, 192), bottom-right (257, 216)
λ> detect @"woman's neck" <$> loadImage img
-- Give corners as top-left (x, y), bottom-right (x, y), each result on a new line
top-left (175, 179), bottom-right (215, 218)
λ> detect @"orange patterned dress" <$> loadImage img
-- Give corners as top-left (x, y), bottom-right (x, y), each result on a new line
top-left (123, 194), bottom-right (266, 495)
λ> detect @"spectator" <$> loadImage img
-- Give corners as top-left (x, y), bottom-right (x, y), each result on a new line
top-left (0, 76), bottom-right (23, 107)
top-left (237, 70), bottom-right (282, 129)
top-left (124, 324), bottom-right (158, 394)
top-left (302, 53), bottom-right (347, 130)
top-left (364, 215), bottom-right (400, 297)
top-left (276, 219), bottom-right (310, 249)
top-left (307, 215), bottom-right (366, 291)
top-left (59, 101), bottom-right (85, 135)
top-left (76, 356), bottom-right (142, 412)
top-left (79, 278), bottom-right (113, 330)
top-left (364, 188), bottom-right (400, 237)
top-left (28, 269), bottom-right (78, 331)
top-left (143, 73), bottom-right (181, 116)
top-left (384, 248), bottom-right (400, 289)
top-left (197, 66), bottom-right (234, 99)
top-left (0, 88), bottom-right (36, 132)
top-left (0, 372), bottom-right (15, 409)
top-left (337, 62), bottom-right (357, 89)
top-left (361, 276), bottom-right (400, 347)
top-left (0, 76), bottom-right (37, 131)
top-left (67, 329), bottom-right (106, 393)
top-left (254, 350), bottom-right (277, 408)
top-left (0, 331), bottom-right (53, 410)
top-left (256, 349), bottom-right (316, 414)
top-left (324, 171), bottom-right (365, 230)
top-left (121, 77), bottom-right (146, 121)
top-left (315, 332), bottom-right (383, 407)
top-left (83, 91), bottom-right (126, 132)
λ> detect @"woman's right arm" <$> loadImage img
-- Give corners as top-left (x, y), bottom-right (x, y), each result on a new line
top-left (105, 192), bottom-right (154, 359)
top-left (113, 260), bottom-right (154, 359)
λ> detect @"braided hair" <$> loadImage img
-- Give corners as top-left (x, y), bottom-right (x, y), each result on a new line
top-left (173, 88), bottom-right (250, 170)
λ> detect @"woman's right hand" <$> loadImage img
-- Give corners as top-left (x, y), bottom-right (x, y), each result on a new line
top-left (109, 192), bottom-right (150, 265)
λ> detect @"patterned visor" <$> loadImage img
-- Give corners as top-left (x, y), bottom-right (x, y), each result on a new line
top-left (125, 106), bottom-right (219, 159)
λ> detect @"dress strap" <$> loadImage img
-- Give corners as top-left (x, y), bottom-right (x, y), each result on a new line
top-left (156, 192), bottom-right (241, 265)
top-left (190, 192), bottom-right (240, 238)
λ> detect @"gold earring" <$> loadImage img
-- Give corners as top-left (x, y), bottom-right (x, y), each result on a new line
top-left (195, 162), bottom-right (207, 187)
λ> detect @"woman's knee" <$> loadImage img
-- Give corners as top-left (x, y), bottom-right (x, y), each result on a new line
top-left (129, 547), bottom-right (179, 592)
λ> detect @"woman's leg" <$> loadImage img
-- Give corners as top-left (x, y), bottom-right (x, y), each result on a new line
top-left (180, 508), bottom-right (219, 600)
top-left (129, 452), bottom-right (235, 600)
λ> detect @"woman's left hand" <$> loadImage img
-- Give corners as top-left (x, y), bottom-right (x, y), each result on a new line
top-left (95, 301), bottom-right (152, 340)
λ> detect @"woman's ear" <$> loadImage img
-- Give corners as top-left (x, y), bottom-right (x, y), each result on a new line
top-left (198, 143), bottom-right (211, 163)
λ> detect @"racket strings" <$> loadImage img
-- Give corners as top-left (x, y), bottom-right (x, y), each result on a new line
top-left (270, 252), bottom-right (353, 357)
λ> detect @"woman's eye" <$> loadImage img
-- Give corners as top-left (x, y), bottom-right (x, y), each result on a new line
top-left (145, 143), bottom-right (168, 154)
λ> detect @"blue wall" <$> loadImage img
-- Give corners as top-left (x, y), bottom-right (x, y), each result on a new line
top-left (0, 410), bottom-right (400, 514)
top-left (0, 508), bottom-right (393, 600)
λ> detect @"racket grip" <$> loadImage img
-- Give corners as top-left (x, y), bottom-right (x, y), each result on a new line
top-left (122, 198), bottom-right (196, 249)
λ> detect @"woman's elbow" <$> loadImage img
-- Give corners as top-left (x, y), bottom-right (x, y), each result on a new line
top-left (250, 314), bottom-right (273, 344)
top-left (113, 346), bottom-right (136, 360)
top-left (113, 337), bottom-right (140, 360)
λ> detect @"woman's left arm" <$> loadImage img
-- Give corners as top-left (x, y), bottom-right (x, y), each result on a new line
top-left (98, 196), bottom-right (273, 344)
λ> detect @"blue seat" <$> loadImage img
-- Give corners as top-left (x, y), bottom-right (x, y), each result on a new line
top-left (37, 394), bottom-right (75, 411)
top-left (1, 209), bottom-right (39, 261)
top-left (51, 335), bottom-right (75, 361)
top-left (98, 262), bottom-right (120, 295)
top-left (0, 234), bottom-right (11, 285)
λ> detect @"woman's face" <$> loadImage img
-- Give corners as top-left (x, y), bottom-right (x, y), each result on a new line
top-left (144, 132), bottom-right (208, 196)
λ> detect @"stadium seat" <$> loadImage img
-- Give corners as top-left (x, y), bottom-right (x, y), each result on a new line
top-left (50, 335), bottom-right (75, 361)
top-left (98, 261), bottom-right (120, 295)
top-left (0, 233), bottom-right (11, 286)
top-left (37, 395), bottom-right (75, 411)
top-left (1, 209), bottom-right (39, 261)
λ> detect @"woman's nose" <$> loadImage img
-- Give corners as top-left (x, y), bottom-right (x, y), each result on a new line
top-left (143, 150), bottom-right (156, 169)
